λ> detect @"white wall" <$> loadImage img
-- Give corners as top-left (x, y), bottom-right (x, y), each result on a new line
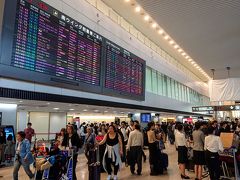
top-left (30, 112), bottom-right (49, 140)
top-left (17, 111), bottom-right (28, 131)
top-left (49, 112), bottom-right (66, 139)
top-left (0, 103), bottom-right (17, 129)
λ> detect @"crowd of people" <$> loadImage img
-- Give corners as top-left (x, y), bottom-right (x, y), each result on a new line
top-left (1, 118), bottom-right (240, 180)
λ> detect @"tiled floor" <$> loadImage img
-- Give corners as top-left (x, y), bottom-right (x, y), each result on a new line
top-left (0, 143), bottom-right (209, 180)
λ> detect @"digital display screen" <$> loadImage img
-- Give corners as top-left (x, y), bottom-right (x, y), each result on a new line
top-left (4, 126), bottom-right (15, 142)
top-left (140, 113), bottom-right (151, 123)
top-left (104, 40), bottom-right (145, 97)
top-left (0, 0), bottom-right (145, 101)
top-left (11, 0), bottom-right (102, 86)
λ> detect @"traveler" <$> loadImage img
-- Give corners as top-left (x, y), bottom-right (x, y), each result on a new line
top-left (0, 129), bottom-right (6, 165)
top-left (13, 131), bottom-right (34, 180)
top-left (4, 134), bottom-right (15, 163)
top-left (175, 124), bottom-right (190, 179)
top-left (192, 122), bottom-right (205, 180)
top-left (126, 121), bottom-right (134, 138)
top-left (55, 128), bottom-right (66, 150)
top-left (84, 127), bottom-right (96, 164)
top-left (120, 121), bottom-right (128, 144)
top-left (114, 123), bottom-right (125, 163)
top-left (204, 126), bottom-right (224, 180)
top-left (24, 122), bottom-right (35, 144)
top-left (62, 125), bottom-right (82, 180)
top-left (126, 124), bottom-right (143, 175)
top-left (96, 125), bottom-right (107, 172)
top-left (147, 121), bottom-right (162, 175)
top-left (134, 120), bottom-right (147, 162)
top-left (98, 125), bottom-right (123, 180)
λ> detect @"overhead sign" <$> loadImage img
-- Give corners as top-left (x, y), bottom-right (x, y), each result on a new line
top-left (192, 106), bottom-right (215, 112)
top-left (193, 105), bottom-right (240, 112)
top-left (216, 105), bottom-right (240, 111)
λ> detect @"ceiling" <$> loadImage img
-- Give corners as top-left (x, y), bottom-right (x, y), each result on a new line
top-left (0, 98), bottom-right (178, 117)
top-left (102, 0), bottom-right (240, 80)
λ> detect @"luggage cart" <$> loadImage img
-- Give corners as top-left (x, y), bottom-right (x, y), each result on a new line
top-left (34, 149), bottom-right (74, 180)
top-left (219, 147), bottom-right (240, 180)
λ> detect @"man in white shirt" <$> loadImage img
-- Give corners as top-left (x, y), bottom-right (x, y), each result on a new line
top-left (126, 121), bottom-right (134, 138)
top-left (204, 126), bottom-right (224, 180)
top-left (120, 121), bottom-right (128, 143)
top-left (126, 124), bottom-right (143, 175)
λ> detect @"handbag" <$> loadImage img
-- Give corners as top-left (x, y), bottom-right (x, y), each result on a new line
top-left (159, 140), bottom-right (165, 150)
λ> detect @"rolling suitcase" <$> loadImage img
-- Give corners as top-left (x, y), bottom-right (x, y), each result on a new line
top-left (161, 152), bottom-right (168, 170)
top-left (88, 148), bottom-right (101, 180)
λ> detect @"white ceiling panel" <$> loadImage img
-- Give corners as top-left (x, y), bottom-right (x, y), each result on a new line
top-left (102, 0), bottom-right (240, 79)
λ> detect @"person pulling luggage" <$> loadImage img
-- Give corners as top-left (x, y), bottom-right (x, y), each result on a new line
top-left (126, 124), bottom-right (143, 175)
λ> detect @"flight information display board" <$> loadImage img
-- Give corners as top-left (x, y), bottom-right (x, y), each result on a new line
top-left (0, 0), bottom-right (145, 100)
top-left (104, 40), bottom-right (145, 99)
top-left (12, 0), bottom-right (102, 86)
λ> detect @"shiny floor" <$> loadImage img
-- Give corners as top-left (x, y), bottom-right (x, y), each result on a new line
top-left (0, 143), bottom-right (209, 180)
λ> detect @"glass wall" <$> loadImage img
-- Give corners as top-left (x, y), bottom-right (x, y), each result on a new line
top-left (146, 66), bottom-right (210, 106)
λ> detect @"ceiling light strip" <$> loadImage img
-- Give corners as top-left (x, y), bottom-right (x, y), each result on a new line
top-left (125, 1), bottom-right (211, 80)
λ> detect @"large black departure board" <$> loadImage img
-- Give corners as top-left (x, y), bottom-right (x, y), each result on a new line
top-left (0, 0), bottom-right (145, 100)
top-left (104, 40), bottom-right (145, 97)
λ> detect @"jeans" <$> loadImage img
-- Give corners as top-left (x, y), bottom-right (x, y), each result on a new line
top-left (13, 159), bottom-right (34, 180)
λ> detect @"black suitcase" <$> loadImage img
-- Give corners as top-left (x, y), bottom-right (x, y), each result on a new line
top-left (88, 148), bottom-right (101, 180)
top-left (161, 152), bottom-right (168, 170)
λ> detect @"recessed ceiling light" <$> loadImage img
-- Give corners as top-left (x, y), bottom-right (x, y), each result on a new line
top-left (164, 35), bottom-right (169, 40)
top-left (193, 64), bottom-right (197, 67)
top-left (19, 101), bottom-right (23, 103)
top-left (94, 110), bottom-right (99, 112)
top-left (158, 29), bottom-right (164, 35)
top-left (174, 45), bottom-right (179, 49)
top-left (178, 49), bottom-right (183, 53)
top-left (185, 56), bottom-right (189, 59)
top-left (104, 110), bottom-right (108, 113)
top-left (69, 109), bottom-right (75, 111)
top-left (169, 40), bottom-right (174, 45)
top-left (135, 6), bottom-right (141, 12)
top-left (46, 102), bottom-right (50, 105)
top-left (152, 23), bottom-right (157, 28)
top-left (83, 109), bottom-right (88, 112)
top-left (181, 52), bottom-right (186, 56)
top-left (144, 15), bottom-right (149, 21)
top-left (191, 61), bottom-right (195, 64)
top-left (53, 108), bottom-right (59, 110)
top-left (121, 112), bottom-right (125, 114)
top-left (188, 59), bottom-right (192, 62)
top-left (124, 0), bottom-right (130, 2)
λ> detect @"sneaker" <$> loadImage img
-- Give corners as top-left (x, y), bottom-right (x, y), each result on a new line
top-left (107, 175), bottom-right (111, 180)
top-left (113, 175), bottom-right (118, 180)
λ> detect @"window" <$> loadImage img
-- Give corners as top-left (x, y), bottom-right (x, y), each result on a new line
top-left (152, 69), bottom-right (158, 94)
top-left (146, 67), bottom-right (152, 92)
top-left (157, 73), bottom-right (163, 96)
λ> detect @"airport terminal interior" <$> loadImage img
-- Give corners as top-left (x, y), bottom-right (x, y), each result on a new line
top-left (0, 0), bottom-right (240, 179)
